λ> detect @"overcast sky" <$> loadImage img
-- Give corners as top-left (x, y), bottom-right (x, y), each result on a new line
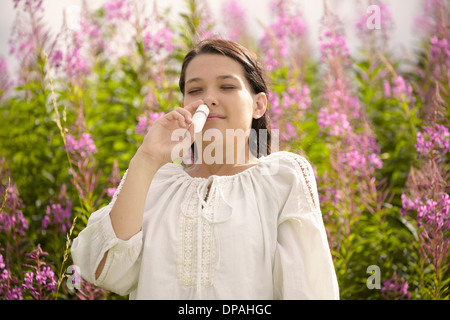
top-left (0, 0), bottom-right (423, 73)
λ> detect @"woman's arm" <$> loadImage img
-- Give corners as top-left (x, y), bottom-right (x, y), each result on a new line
top-left (272, 152), bottom-right (339, 299)
top-left (93, 101), bottom-right (203, 279)
top-left (273, 215), bottom-right (339, 299)
top-left (94, 151), bottom-right (161, 279)
top-left (109, 151), bottom-right (161, 240)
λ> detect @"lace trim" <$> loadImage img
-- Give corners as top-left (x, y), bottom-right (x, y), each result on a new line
top-left (177, 182), bottom-right (217, 286)
top-left (200, 199), bottom-right (216, 286)
top-left (283, 153), bottom-right (320, 214)
top-left (110, 169), bottom-right (128, 206)
top-left (177, 213), bottom-right (197, 285)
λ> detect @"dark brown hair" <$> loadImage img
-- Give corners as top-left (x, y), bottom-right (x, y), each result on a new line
top-left (179, 38), bottom-right (272, 159)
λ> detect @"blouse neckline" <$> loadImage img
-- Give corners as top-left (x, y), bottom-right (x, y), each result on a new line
top-left (167, 156), bottom-right (268, 181)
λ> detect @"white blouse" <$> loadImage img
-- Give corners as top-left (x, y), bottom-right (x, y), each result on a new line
top-left (71, 151), bottom-right (339, 300)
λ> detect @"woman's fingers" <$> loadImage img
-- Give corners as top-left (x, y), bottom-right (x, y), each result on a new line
top-left (153, 100), bottom-right (205, 138)
top-left (174, 107), bottom-right (193, 125)
top-left (166, 109), bottom-right (189, 128)
top-left (140, 102), bottom-right (203, 164)
top-left (171, 99), bottom-right (205, 128)
top-left (182, 100), bottom-right (205, 118)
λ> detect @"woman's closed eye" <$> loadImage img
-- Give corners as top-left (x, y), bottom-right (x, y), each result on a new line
top-left (187, 88), bottom-right (202, 95)
top-left (187, 86), bottom-right (235, 95)
top-left (221, 85), bottom-right (235, 90)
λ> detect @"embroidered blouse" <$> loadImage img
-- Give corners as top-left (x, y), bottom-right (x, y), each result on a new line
top-left (71, 151), bottom-right (339, 299)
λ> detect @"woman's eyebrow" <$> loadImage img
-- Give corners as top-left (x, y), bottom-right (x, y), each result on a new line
top-left (185, 75), bottom-right (239, 85)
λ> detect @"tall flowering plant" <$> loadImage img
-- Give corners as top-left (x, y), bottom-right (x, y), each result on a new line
top-left (0, 0), bottom-right (66, 300)
top-left (0, 0), bottom-right (449, 300)
top-left (350, 0), bottom-right (425, 300)
top-left (255, 0), bottom-right (312, 151)
top-left (0, 156), bottom-right (60, 300)
top-left (400, 85), bottom-right (450, 299)
top-left (221, 0), bottom-right (249, 45)
top-left (394, 0), bottom-right (450, 300)
top-left (313, 2), bottom-right (401, 299)
top-left (414, 0), bottom-right (450, 113)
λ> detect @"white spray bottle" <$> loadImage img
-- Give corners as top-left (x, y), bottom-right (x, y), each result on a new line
top-left (191, 104), bottom-right (210, 133)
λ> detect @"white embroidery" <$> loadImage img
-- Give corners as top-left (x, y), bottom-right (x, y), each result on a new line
top-left (178, 181), bottom-right (217, 286)
top-left (200, 201), bottom-right (216, 285)
top-left (110, 169), bottom-right (128, 206)
top-left (283, 153), bottom-right (320, 214)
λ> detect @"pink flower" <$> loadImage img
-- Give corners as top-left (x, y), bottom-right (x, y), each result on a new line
top-left (65, 48), bottom-right (90, 79)
top-left (135, 116), bottom-right (148, 136)
top-left (135, 112), bottom-right (165, 137)
top-left (401, 193), bottom-right (419, 215)
top-left (10, 38), bottom-right (34, 60)
top-left (65, 133), bottom-right (98, 158)
top-left (49, 50), bottom-right (63, 69)
top-left (107, 187), bottom-right (117, 198)
top-left (1, 269), bottom-right (9, 281)
top-left (341, 150), bottom-right (366, 170)
top-left (355, 2), bottom-right (394, 44)
top-left (285, 84), bottom-right (311, 110)
top-left (104, 0), bottom-right (132, 22)
top-left (21, 245), bottom-right (57, 299)
top-left (0, 182), bottom-right (28, 236)
top-left (317, 108), bottom-right (351, 137)
top-left (383, 80), bottom-right (391, 99)
top-left (268, 89), bottom-right (281, 118)
top-left (402, 193), bottom-right (450, 230)
top-left (381, 274), bottom-right (411, 300)
top-left (319, 28), bottom-right (351, 66)
top-left (149, 112), bottom-right (165, 123)
top-left (43, 202), bottom-right (72, 233)
top-left (367, 153), bottom-right (383, 171)
top-left (392, 76), bottom-right (413, 101)
top-left (143, 26), bottom-right (174, 59)
top-left (415, 124), bottom-right (450, 157)
top-left (23, 272), bottom-right (34, 287)
top-left (279, 121), bottom-right (297, 143)
top-left (222, 0), bottom-right (247, 42)
top-left (259, 0), bottom-right (307, 71)
top-left (0, 57), bottom-right (12, 94)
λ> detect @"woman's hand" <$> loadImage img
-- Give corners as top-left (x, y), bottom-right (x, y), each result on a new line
top-left (134, 100), bottom-right (204, 167)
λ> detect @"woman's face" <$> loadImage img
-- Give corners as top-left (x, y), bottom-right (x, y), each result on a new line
top-left (182, 54), bottom-right (266, 139)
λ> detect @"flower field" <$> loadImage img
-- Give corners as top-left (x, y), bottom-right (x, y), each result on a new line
top-left (0, 0), bottom-right (449, 300)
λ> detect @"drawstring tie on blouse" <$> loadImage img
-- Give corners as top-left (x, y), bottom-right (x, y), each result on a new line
top-left (193, 175), bottom-right (233, 224)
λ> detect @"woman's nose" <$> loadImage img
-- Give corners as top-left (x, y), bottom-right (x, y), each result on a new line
top-left (203, 98), bottom-right (218, 108)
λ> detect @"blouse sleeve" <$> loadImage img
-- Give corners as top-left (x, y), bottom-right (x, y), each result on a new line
top-left (71, 169), bottom-right (143, 296)
top-left (272, 152), bottom-right (339, 300)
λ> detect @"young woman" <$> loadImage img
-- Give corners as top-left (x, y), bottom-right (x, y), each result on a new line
top-left (71, 38), bottom-right (339, 300)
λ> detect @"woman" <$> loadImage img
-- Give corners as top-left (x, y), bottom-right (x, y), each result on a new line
top-left (71, 38), bottom-right (339, 300)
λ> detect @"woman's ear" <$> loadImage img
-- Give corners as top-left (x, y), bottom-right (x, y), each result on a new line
top-left (253, 92), bottom-right (267, 119)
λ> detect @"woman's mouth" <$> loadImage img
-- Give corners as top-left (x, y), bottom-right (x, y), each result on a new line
top-left (206, 113), bottom-right (226, 121)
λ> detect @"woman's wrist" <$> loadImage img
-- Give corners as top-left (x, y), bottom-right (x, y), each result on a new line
top-left (132, 148), bottom-right (165, 171)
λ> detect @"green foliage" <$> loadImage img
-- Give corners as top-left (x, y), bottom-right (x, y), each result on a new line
top-left (354, 58), bottom-right (421, 207)
top-left (1, 0), bottom-right (448, 300)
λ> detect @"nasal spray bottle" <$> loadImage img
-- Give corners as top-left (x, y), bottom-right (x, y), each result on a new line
top-left (191, 104), bottom-right (210, 133)
top-left (182, 104), bottom-right (209, 163)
